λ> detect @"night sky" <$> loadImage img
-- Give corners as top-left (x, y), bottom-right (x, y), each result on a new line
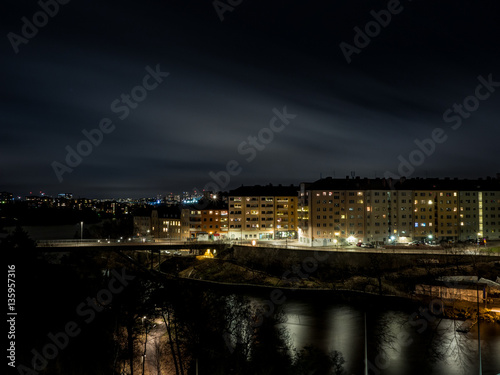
top-left (2, 0), bottom-right (499, 198)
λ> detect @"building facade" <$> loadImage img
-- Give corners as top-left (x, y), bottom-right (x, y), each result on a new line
top-left (151, 206), bottom-right (182, 240)
top-left (228, 185), bottom-right (298, 241)
top-left (298, 176), bottom-right (500, 246)
top-left (182, 200), bottom-right (229, 240)
top-left (132, 207), bottom-right (152, 238)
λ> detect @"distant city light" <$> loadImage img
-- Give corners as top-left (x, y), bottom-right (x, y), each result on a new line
top-left (182, 197), bottom-right (201, 204)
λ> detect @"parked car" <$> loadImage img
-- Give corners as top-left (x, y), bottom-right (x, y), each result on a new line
top-left (360, 243), bottom-right (374, 248)
top-left (408, 240), bottom-right (424, 246)
top-left (356, 242), bottom-right (362, 247)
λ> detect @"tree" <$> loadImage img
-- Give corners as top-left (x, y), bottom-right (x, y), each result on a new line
top-left (2, 225), bottom-right (38, 267)
top-left (293, 345), bottom-right (345, 375)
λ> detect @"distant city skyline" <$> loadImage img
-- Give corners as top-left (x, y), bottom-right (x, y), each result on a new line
top-left (2, 1), bottom-right (499, 198)
top-left (4, 173), bottom-right (500, 200)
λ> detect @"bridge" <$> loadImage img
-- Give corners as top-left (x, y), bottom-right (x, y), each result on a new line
top-left (36, 239), bottom-right (228, 253)
top-left (35, 238), bottom-right (500, 257)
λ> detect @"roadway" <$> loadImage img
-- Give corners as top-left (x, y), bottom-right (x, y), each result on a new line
top-left (35, 238), bottom-right (500, 257)
top-left (35, 239), bottom-right (226, 253)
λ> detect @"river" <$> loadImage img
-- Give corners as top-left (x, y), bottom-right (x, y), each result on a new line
top-left (240, 292), bottom-right (500, 375)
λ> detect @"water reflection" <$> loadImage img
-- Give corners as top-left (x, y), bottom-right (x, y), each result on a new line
top-left (259, 295), bottom-right (500, 375)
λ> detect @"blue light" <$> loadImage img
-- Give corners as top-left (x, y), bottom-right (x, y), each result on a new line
top-left (182, 197), bottom-right (201, 204)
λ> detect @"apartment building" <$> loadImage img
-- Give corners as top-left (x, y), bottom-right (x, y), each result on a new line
top-left (390, 190), bottom-right (414, 242)
top-left (299, 177), bottom-right (385, 246)
top-left (412, 190), bottom-right (438, 242)
top-left (181, 207), bottom-right (198, 240)
top-left (151, 206), bottom-right (182, 240)
top-left (181, 198), bottom-right (229, 240)
top-left (482, 190), bottom-right (499, 239)
top-left (298, 175), bottom-right (500, 246)
top-left (459, 190), bottom-right (480, 241)
top-left (228, 184), bottom-right (298, 240)
top-left (132, 207), bottom-right (152, 237)
top-left (365, 189), bottom-right (390, 244)
top-left (435, 190), bottom-right (459, 241)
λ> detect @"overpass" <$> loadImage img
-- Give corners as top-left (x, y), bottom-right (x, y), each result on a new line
top-left (36, 239), bottom-right (229, 253)
top-left (36, 238), bottom-right (500, 257)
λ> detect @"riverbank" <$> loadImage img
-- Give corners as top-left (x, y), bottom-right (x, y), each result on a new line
top-left (159, 256), bottom-right (500, 323)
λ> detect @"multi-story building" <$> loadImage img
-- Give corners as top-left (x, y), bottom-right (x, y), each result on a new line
top-left (482, 190), bottom-right (499, 240)
top-left (390, 189), bottom-right (414, 242)
top-left (365, 188), bottom-right (390, 244)
top-left (435, 190), bottom-right (459, 242)
top-left (458, 190), bottom-right (480, 241)
top-left (228, 185), bottom-right (298, 241)
top-left (151, 206), bottom-right (182, 240)
top-left (132, 207), bottom-right (152, 237)
top-left (182, 199), bottom-right (229, 240)
top-left (412, 189), bottom-right (438, 242)
top-left (129, 176), bottom-right (499, 245)
top-left (25, 195), bottom-right (54, 208)
top-left (299, 177), bottom-right (377, 246)
top-left (182, 206), bottom-right (201, 240)
top-left (298, 175), bottom-right (500, 246)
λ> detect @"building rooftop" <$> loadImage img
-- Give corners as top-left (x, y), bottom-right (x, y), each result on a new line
top-left (302, 176), bottom-right (500, 191)
top-left (228, 184), bottom-right (299, 197)
top-left (182, 199), bottom-right (228, 210)
top-left (153, 205), bottom-right (181, 218)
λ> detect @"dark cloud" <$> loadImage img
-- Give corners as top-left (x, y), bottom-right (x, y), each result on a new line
top-left (1, 0), bottom-right (499, 198)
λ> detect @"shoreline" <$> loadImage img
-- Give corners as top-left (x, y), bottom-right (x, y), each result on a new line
top-left (165, 274), bottom-right (500, 323)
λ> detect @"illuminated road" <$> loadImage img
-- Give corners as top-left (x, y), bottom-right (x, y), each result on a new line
top-left (35, 238), bottom-right (500, 257)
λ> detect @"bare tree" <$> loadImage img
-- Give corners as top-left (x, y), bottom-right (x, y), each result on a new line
top-left (161, 306), bottom-right (181, 375)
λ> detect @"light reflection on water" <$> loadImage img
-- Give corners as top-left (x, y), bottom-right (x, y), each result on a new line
top-left (247, 294), bottom-right (500, 375)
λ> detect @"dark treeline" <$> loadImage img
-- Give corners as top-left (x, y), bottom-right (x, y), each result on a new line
top-left (0, 204), bottom-right (101, 226)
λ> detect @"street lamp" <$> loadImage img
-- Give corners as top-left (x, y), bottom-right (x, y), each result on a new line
top-left (80, 221), bottom-right (83, 242)
top-left (141, 315), bottom-right (148, 375)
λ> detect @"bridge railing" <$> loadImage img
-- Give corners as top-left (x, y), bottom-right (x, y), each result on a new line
top-left (36, 239), bottom-right (234, 247)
